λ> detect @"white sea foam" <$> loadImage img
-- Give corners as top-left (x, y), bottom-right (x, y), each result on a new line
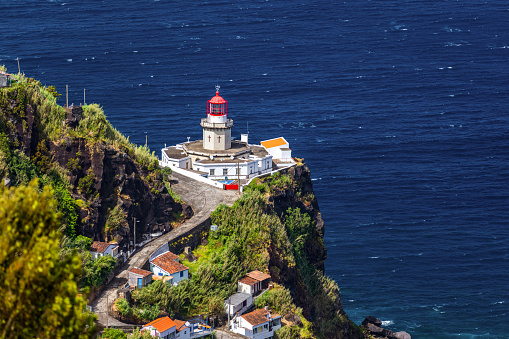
top-left (66, 59), bottom-right (72, 62)
top-left (381, 320), bottom-right (394, 326)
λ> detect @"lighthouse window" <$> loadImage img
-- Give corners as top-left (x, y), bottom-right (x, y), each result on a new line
top-left (223, 168), bottom-right (228, 175)
top-left (210, 169), bottom-right (215, 176)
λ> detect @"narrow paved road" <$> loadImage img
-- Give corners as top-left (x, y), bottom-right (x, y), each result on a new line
top-left (92, 172), bottom-right (239, 328)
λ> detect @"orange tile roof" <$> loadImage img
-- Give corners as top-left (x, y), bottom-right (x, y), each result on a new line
top-left (129, 267), bottom-right (152, 277)
top-left (239, 276), bottom-right (258, 286)
top-left (152, 252), bottom-right (188, 275)
top-left (247, 270), bottom-right (271, 282)
top-left (154, 251), bottom-right (179, 262)
top-left (90, 241), bottom-right (110, 253)
top-left (241, 309), bottom-right (270, 326)
top-left (144, 316), bottom-right (177, 333)
top-left (260, 137), bottom-right (287, 149)
top-left (173, 319), bottom-right (189, 332)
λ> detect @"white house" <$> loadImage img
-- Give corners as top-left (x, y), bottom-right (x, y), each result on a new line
top-left (173, 319), bottom-right (213, 339)
top-left (238, 271), bottom-right (272, 295)
top-left (142, 316), bottom-right (177, 339)
top-left (230, 308), bottom-right (282, 339)
top-left (161, 146), bottom-right (192, 169)
top-left (128, 267), bottom-right (153, 288)
top-left (260, 137), bottom-right (293, 166)
top-left (224, 292), bottom-right (253, 317)
top-left (150, 251), bottom-right (189, 285)
top-left (89, 241), bottom-right (119, 259)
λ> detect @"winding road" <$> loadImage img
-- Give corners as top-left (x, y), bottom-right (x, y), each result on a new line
top-left (91, 172), bottom-right (239, 328)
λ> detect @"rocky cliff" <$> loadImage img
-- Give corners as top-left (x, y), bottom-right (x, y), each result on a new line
top-left (0, 76), bottom-right (188, 247)
top-left (242, 164), bottom-right (363, 338)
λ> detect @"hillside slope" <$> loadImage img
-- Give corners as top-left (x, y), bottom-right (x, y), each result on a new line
top-left (0, 74), bottom-right (187, 246)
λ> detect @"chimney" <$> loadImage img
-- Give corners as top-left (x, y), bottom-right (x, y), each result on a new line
top-left (241, 134), bottom-right (248, 144)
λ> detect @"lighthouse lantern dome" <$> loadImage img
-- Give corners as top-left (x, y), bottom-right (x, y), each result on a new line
top-left (207, 86), bottom-right (228, 117)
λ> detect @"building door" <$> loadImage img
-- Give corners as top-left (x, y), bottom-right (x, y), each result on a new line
top-left (138, 277), bottom-right (142, 288)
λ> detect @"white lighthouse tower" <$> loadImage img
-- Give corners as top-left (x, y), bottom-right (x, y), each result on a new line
top-left (201, 86), bottom-right (233, 151)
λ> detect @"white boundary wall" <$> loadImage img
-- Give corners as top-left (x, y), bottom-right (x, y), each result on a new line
top-left (159, 161), bottom-right (224, 189)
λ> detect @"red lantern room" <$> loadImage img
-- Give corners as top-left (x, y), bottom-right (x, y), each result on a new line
top-left (207, 86), bottom-right (228, 122)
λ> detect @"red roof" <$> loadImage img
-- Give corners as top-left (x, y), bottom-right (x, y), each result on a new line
top-left (173, 319), bottom-right (189, 332)
top-left (241, 309), bottom-right (280, 326)
top-left (90, 241), bottom-right (111, 253)
top-left (144, 316), bottom-right (177, 333)
top-left (239, 276), bottom-right (258, 286)
top-left (209, 91), bottom-right (226, 104)
top-left (247, 270), bottom-right (271, 282)
top-left (129, 267), bottom-right (152, 277)
top-left (152, 251), bottom-right (188, 275)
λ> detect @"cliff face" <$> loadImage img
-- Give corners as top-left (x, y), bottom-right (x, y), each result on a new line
top-left (245, 164), bottom-right (363, 339)
top-left (0, 79), bottom-right (189, 245)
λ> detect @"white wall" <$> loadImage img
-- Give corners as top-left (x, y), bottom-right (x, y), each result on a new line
top-left (170, 269), bottom-right (189, 285)
top-left (159, 162), bottom-right (224, 189)
top-left (238, 282), bottom-right (253, 295)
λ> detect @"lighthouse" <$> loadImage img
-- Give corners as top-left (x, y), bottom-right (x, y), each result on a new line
top-left (201, 86), bottom-right (233, 151)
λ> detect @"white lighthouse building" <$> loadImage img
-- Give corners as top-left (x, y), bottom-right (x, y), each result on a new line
top-left (161, 87), bottom-right (295, 187)
top-left (201, 87), bottom-right (233, 151)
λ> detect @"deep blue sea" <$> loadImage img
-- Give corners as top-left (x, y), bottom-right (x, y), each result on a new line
top-left (2, 1), bottom-right (508, 338)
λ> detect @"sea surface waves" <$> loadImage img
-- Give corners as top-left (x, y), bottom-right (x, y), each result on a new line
top-left (2, 1), bottom-right (508, 338)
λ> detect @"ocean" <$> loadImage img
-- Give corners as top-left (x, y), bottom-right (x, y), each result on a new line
top-left (2, 1), bottom-right (508, 338)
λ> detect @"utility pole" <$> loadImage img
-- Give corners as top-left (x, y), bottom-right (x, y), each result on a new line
top-left (145, 133), bottom-right (148, 148)
top-left (66, 85), bottom-right (69, 108)
top-left (237, 161), bottom-right (240, 194)
top-left (106, 293), bottom-right (109, 328)
top-left (83, 88), bottom-right (86, 105)
top-left (133, 217), bottom-right (136, 248)
top-left (227, 296), bottom-right (231, 330)
top-left (17, 57), bottom-right (20, 74)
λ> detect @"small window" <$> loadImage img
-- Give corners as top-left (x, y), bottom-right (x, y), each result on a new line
top-left (180, 271), bottom-right (184, 278)
top-left (210, 169), bottom-right (215, 175)
top-left (223, 168), bottom-right (228, 175)
top-left (236, 168), bottom-right (239, 175)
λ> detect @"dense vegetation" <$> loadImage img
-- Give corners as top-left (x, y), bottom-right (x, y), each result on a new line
top-left (0, 180), bottom-right (96, 338)
top-left (0, 70), bottom-right (183, 336)
top-left (122, 170), bottom-right (362, 339)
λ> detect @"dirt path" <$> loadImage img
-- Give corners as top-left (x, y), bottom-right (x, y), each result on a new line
top-left (92, 172), bottom-right (239, 328)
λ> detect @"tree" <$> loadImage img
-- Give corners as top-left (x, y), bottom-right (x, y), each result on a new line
top-left (46, 85), bottom-right (62, 101)
top-left (99, 328), bottom-right (127, 339)
top-left (0, 180), bottom-right (96, 338)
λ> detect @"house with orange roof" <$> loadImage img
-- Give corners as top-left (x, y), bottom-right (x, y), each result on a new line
top-left (89, 241), bottom-right (119, 259)
top-left (260, 137), bottom-right (293, 166)
top-left (150, 251), bottom-right (189, 285)
top-left (128, 267), bottom-right (153, 288)
top-left (141, 316), bottom-right (177, 338)
top-left (238, 270), bottom-right (272, 296)
top-left (230, 308), bottom-right (282, 339)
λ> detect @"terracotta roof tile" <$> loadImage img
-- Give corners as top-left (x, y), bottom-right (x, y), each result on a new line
top-left (129, 267), bottom-right (152, 277)
top-left (239, 276), bottom-right (258, 286)
top-left (241, 309), bottom-right (270, 326)
top-left (152, 251), bottom-right (188, 275)
top-left (247, 270), bottom-right (271, 282)
top-left (90, 241), bottom-right (110, 253)
top-left (144, 316), bottom-right (177, 333)
top-left (173, 319), bottom-right (189, 332)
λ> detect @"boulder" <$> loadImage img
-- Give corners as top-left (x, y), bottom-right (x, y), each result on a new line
top-left (366, 323), bottom-right (384, 334)
top-left (362, 315), bottom-right (382, 327)
top-left (394, 331), bottom-right (411, 339)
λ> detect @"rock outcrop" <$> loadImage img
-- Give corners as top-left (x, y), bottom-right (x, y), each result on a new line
top-left (362, 316), bottom-right (411, 339)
